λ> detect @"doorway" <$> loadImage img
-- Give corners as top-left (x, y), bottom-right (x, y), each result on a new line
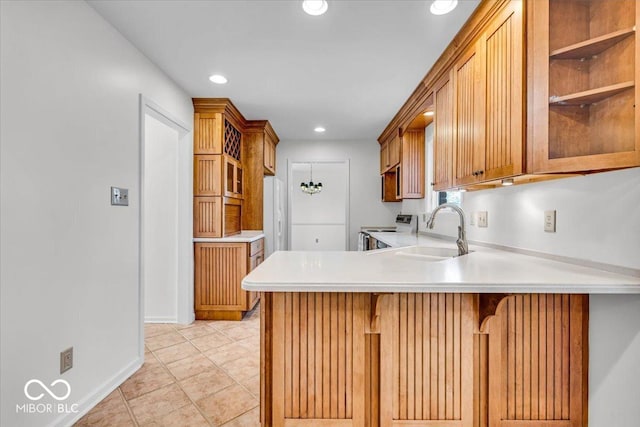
top-left (288, 160), bottom-right (349, 251)
top-left (139, 96), bottom-right (192, 334)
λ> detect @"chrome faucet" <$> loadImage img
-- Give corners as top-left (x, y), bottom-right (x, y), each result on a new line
top-left (425, 203), bottom-right (469, 256)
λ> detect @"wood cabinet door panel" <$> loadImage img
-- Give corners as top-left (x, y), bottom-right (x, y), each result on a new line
top-left (194, 196), bottom-right (222, 237)
top-left (483, 0), bottom-right (524, 181)
top-left (379, 293), bottom-right (475, 427)
top-left (433, 72), bottom-right (455, 191)
top-left (380, 141), bottom-right (390, 174)
top-left (401, 130), bottom-right (425, 198)
top-left (454, 41), bottom-right (486, 187)
top-left (485, 294), bottom-right (587, 427)
top-left (194, 243), bottom-right (247, 311)
top-left (194, 112), bottom-right (223, 154)
top-left (266, 293), bottom-right (367, 426)
top-left (194, 154), bottom-right (222, 196)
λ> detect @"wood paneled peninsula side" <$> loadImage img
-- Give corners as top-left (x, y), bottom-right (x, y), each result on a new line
top-left (242, 239), bottom-right (640, 427)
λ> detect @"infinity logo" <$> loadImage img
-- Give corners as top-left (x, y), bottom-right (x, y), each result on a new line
top-left (24, 379), bottom-right (71, 401)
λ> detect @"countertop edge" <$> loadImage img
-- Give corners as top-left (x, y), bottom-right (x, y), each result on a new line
top-left (242, 280), bottom-right (640, 294)
top-left (194, 232), bottom-right (265, 243)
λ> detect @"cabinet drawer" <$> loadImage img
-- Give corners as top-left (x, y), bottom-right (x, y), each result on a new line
top-left (250, 238), bottom-right (264, 256)
top-left (249, 251), bottom-right (264, 272)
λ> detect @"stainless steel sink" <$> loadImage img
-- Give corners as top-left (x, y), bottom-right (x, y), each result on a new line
top-left (394, 246), bottom-right (469, 261)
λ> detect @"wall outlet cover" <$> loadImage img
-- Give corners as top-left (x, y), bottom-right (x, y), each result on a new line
top-left (477, 211), bottom-right (488, 228)
top-left (470, 212), bottom-right (476, 226)
top-left (60, 347), bottom-right (73, 374)
top-left (544, 210), bottom-right (556, 233)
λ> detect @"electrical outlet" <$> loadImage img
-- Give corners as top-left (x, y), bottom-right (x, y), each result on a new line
top-left (477, 211), bottom-right (488, 228)
top-left (544, 210), bottom-right (556, 232)
top-left (470, 212), bottom-right (476, 226)
top-left (60, 347), bottom-right (73, 374)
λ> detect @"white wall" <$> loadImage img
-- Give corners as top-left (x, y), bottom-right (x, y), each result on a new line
top-left (0, 2), bottom-right (193, 426)
top-left (144, 115), bottom-right (179, 322)
top-left (276, 139), bottom-right (401, 250)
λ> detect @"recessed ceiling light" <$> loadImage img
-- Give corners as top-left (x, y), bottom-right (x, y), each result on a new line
top-left (209, 74), bottom-right (227, 84)
top-left (430, 0), bottom-right (458, 15)
top-left (303, 0), bottom-right (328, 16)
top-left (314, 126), bottom-right (326, 133)
top-left (423, 111), bottom-right (435, 117)
top-left (501, 178), bottom-right (514, 186)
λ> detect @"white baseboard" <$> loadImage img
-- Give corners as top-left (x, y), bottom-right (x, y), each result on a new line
top-left (50, 356), bottom-right (143, 427)
top-left (144, 316), bottom-right (177, 323)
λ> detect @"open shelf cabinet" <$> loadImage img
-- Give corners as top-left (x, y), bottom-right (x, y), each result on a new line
top-left (530, 0), bottom-right (640, 172)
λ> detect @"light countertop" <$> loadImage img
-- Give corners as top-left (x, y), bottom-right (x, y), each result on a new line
top-left (194, 230), bottom-right (264, 243)
top-left (242, 233), bottom-right (640, 294)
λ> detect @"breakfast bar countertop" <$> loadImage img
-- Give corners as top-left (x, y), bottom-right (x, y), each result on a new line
top-left (242, 233), bottom-right (640, 294)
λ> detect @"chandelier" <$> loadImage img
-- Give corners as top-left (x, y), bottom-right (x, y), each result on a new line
top-left (300, 163), bottom-right (323, 195)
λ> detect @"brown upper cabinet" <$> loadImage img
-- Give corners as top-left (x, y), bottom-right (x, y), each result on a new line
top-left (529, 0), bottom-right (640, 172)
top-left (401, 129), bottom-right (425, 198)
top-left (242, 120), bottom-right (280, 230)
top-left (433, 71), bottom-right (455, 191)
top-left (264, 134), bottom-right (277, 175)
top-left (453, 0), bottom-right (524, 187)
top-left (193, 99), bottom-right (279, 236)
top-left (380, 0), bottom-right (639, 193)
top-left (380, 132), bottom-right (401, 175)
top-left (380, 128), bottom-right (424, 200)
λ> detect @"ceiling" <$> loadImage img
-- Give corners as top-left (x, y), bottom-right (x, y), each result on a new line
top-left (89, 0), bottom-right (480, 141)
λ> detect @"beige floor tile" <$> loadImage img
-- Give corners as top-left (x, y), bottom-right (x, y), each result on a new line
top-left (128, 383), bottom-right (191, 425)
top-left (220, 406), bottom-right (260, 427)
top-left (179, 367), bottom-right (235, 401)
top-left (145, 331), bottom-right (187, 351)
top-left (235, 335), bottom-right (260, 351)
top-left (220, 355), bottom-right (260, 382)
top-left (190, 331), bottom-right (233, 352)
top-left (178, 324), bottom-right (216, 340)
top-left (120, 364), bottom-right (175, 401)
top-left (204, 341), bottom-right (252, 367)
top-left (138, 403), bottom-right (210, 427)
top-left (165, 353), bottom-right (216, 381)
top-left (144, 323), bottom-right (176, 338)
top-left (74, 390), bottom-right (135, 426)
top-left (240, 375), bottom-right (260, 398)
top-left (219, 325), bottom-right (258, 341)
top-left (174, 320), bottom-right (209, 330)
top-left (153, 341), bottom-right (200, 365)
top-left (196, 384), bottom-right (258, 426)
top-left (207, 320), bottom-right (244, 332)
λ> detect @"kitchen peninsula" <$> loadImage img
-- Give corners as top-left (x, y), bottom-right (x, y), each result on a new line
top-left (243, 237), bottom-right (640, 427)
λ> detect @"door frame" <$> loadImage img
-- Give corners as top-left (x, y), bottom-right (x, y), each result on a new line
top-left (287, 159), bottom-right (351, 250)
top-left (138, 95), bottom-right (193, 356)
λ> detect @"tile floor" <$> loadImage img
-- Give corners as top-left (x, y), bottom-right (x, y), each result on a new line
top-left (75, 306), bottom-right (261, 427)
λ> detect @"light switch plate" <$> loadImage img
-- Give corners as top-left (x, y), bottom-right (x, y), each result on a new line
top-left (544, 210), bottom-right (556, 232)
top-left (477, 211), bottom-right (488, 228)
top-left (470, 212), bottom-right (476, 226)
top-left (111, 187), bottom-right (129, 206)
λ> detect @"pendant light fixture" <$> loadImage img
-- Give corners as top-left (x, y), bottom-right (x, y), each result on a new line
top-left (300, 163), bottom-right (323, 195)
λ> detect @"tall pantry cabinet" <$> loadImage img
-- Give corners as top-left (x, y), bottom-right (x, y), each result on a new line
top-left (192, 99), bottom-right (277, 320)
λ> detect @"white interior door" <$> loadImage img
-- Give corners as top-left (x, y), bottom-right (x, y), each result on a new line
top-left (143, 114), bottom-right (179, 322)
top-left (289, 161), bottom-right (349, 251)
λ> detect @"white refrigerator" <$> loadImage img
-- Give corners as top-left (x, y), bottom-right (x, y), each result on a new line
top-left (263, 176), bottom-right (286, 257)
